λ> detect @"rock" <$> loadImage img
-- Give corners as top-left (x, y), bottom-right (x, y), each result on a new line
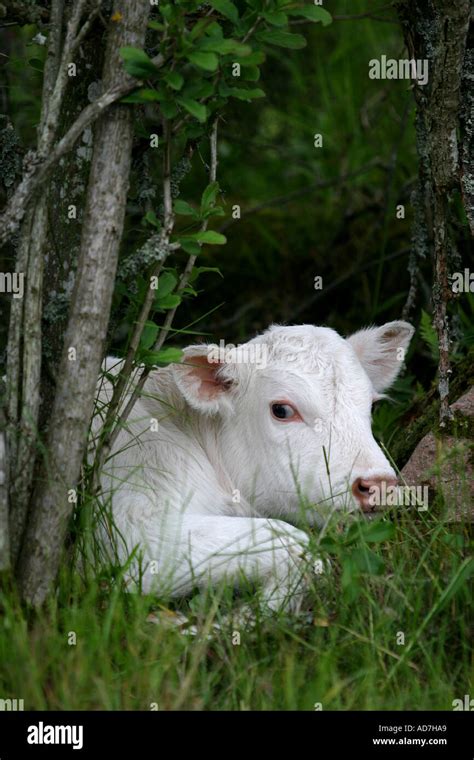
top-left (400, 388), bottom-right (474, 521)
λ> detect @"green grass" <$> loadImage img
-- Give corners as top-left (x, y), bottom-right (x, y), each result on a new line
top-left (1, 497), bottom-right (472, 710)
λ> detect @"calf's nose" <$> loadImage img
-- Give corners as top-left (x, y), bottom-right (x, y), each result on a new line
top-left (352, 476), bottom-right (398, 512)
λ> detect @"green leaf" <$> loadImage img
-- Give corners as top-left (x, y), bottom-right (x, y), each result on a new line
top-left (202, 206), bottom-right (225, 219)
top-left (140, 321), bottom-right (159, 350)
top-left (285, 6), bottom-right (332, 26)
top-left (174, 199), bottom-right (199, 217)
top-left (189, 230), bottom-right (227, 245)
top-left (235, 51), bottom-right (266, 66)
top-left (261, 10), bottom-right (287, 26)
top-left (179, 239), bottom-right (202, 255)
top-left (209, 0), bottom-right (239, 23)
top-left (164, 70), bottom-right (184, 91)
top-left (155, 347), bottom-right (184, 366)
top-left (187, 51), bottom-right (219, 72)
top-left (121, 88), bottom-right (162, 103)
top-left (28, 58), bottom-right (44, 71)
top-left (120, 46), bottom-right (158, 78)
top-left (241, 65), bottom-right (260, 81)
top-left (199, 38), bottom-right (251, 56)
top-left (350, 547), bottom-right (385, 575)
top-left (154, 272), bottom-right (177, 300)
top-left (189, 18), bottom-right (213, 41)
top-left (184, 123), bottom-right (206, 140)
top-left (188, 266), bottom-right (223, 284)
top-left (256, 29), bottom-right (307, 49)
top-left (183, 80), bottom-right (215, 100)
top-left (201, 181), bottom-right (220, 211)
top-left (144, 211), bottom-right (161, 228)
top-left (361, 521), bottom-right (396, 543)
top-left (177, 97), bottom-right (207, 122)
top-left (159, 100), bottom-right (179, 119)
top-left (155, 294), bottom-right (182, 310)
top-left (142, 347), bottom-right (183, 367)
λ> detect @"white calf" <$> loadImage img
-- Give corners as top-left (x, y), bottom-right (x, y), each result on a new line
top-left (92, 321), bottom-right (413, 611)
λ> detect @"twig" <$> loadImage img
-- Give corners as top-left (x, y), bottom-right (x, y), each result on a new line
top-left (92, 119), bottom-right (175, 478)
top-left (242, 15), bottom-right (262, 43)
top-left (102, 119), bottom-right (219, 457)
top-left (39, 0), bottom-right (101, 155)
top-left (0, 51), bottom-right (165, 247)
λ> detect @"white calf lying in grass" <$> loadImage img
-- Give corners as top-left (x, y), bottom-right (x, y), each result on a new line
top-left (93, 321), bottom-right (413, 612)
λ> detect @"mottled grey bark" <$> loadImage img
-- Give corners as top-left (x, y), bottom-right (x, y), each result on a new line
top-left (460, 18), bottom-right (474, 236)
top-left (18, 1), bottom-right (150, 606)
top-left (7, 0), bottom-right (64, 563)
top-left (0, 49), bottom-right (164, 248)
top-left (41, 23), bottom-right (105, 423)
top-left (396, 0), bottom-right (472, 427)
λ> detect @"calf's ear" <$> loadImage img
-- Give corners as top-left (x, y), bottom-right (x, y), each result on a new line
top-left (347, 320), bottom-right (414, 393)
top-left (172, 345), bottom-right (235, 414)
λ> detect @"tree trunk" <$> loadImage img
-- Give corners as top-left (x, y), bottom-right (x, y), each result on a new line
top-left (7, 0), bottom-right (64, 563)
top-left (17, 1), bottom-right (150, 606)
top-left (395, 0), bottom-right (472, 426)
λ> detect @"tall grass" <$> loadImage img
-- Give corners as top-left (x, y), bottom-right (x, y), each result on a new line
top-left (0, 462), bottom-right (471, 710)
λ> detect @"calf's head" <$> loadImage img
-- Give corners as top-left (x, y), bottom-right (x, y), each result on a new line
top-left (172, 322), bottom-right (414, 524)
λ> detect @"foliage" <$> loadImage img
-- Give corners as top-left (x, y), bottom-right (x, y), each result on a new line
top-left (0, 502), bottom-right (472, 709)
top-left (0, 0), bottom-right (473, 712)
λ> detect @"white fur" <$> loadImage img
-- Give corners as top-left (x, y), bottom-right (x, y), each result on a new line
top-left (91, 321), bottom-right (413, 612)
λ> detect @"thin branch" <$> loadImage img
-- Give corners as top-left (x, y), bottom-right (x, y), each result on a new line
top-left (0, 51), bottom-right (165, 248)
top-left (103, 119), bottom-right (219, 456)
top-left (92, 120), bottom-right (175, 478)
top-left (242, 15), bottom-right (262, 43)
top-left (39, 0), bottom-right (100, 155)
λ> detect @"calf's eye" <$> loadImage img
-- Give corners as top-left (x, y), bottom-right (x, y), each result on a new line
top-left (271, 403), bottom-right (297, 420)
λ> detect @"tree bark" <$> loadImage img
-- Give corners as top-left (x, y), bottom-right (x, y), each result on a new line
top-left (7, 0), bottom-right (64, 563)
top-left (17, 1), bottom-right (150, 606)
top-left (396, 0), bottom-right (472, 427)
